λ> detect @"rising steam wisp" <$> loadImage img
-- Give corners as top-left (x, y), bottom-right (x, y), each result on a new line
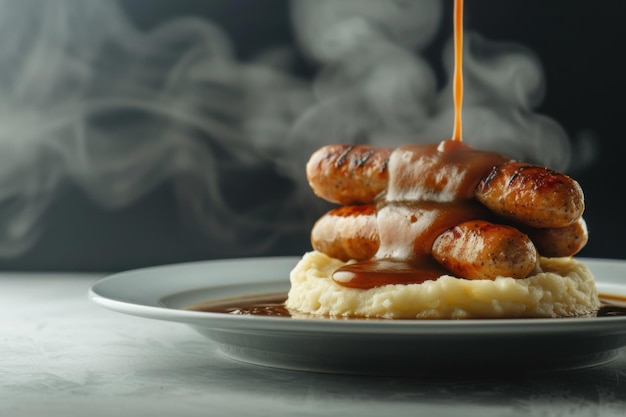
top-left (0, 0), bottom-right (594, 259)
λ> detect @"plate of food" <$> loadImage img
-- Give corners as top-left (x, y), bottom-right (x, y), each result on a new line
top-left (88, 255), bottom-right (626, 376)
top-left (89, 131), bottom-right (626, 375)
top-left (89, 0), bottom-right (626, 376)
top-left (88, 74), bottom-right (626, 379)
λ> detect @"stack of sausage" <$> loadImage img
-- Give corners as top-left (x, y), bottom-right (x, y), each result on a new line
top-left (306, 143), bottom-right (588, 281)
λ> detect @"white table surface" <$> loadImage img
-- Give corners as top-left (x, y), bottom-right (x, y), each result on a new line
top-left (2, 271), bottom-right (625, 417)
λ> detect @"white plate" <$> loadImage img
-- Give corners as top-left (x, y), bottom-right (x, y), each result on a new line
top-left (88, 256), bottom-right (626, 376)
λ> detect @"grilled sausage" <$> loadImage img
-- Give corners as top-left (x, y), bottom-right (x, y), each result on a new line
top-left (312, 207), bottom-right (587, 262)
top-left (311, 205), bottom-right (379, 261)
top-left (475, 162), bottom-right (584, 228)
top-left (307, 145), bottom-right (583, 230)
top-left (306, 144), bottom-right (391, 204)
top-left (523, 217), bottom-right (588, 257)
top-left (311, 202), bottom-right (488, 261)
top-left (432, 220), bottom-right (538, 280)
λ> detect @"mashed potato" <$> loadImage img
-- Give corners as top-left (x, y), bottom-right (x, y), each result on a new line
top-left (285, 251), bottom-right (600, 319)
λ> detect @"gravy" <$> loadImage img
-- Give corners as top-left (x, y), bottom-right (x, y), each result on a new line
top-left (330, 0), bottom-right (511, 289)
top-left (332, 142), bottom-right (509, 288)
top-left (185, 292), bottom-right (626, 319)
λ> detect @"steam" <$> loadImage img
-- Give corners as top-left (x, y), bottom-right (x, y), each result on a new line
top-left (0, 0), bottom-right (595, 258)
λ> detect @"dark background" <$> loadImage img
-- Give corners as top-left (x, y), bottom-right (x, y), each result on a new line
top-left (1, 0), bottom-right (624, 272)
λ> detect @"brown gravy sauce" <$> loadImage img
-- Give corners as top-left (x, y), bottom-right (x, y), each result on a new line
top-left (332, 140), bottom-right (509, 289)
top-left (185, 292), bottom-right (626, 319)
top-left (329, 0), bottom-right (509, 289)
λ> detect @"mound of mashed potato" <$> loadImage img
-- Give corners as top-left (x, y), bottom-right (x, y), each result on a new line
top-left (285, 251), bottom-right (600, 319)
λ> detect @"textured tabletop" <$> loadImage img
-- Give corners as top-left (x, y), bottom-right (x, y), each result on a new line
top-left (1, 272), bottom-right (625, 417)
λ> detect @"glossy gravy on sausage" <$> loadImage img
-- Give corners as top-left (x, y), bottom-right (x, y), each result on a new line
top-left (331, 141), bottom-right (509, 288)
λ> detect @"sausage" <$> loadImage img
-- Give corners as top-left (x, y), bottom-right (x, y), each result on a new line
top-left (475, 162), bottom-right (584, 228)
top-left (312, 206), bottom-right (586, 262)
top-left (310, 205), bottom-right (379, 261)
top-left (431, 220), bottom-right (538, 280)
top-left (306, 144), bottom-right (391, 205)
top-left (307, 145), bottom-right (583, 231)
top-left (523, 217), bottom-right (588, 257)
top-left (311, 202), bottom-right (488, 261)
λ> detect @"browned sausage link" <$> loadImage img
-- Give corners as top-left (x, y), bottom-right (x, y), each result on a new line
top-left (523, 217), bottom-right (588, 258)
top-left (310, 205), bottom-right (379, 261)
top-left (432, 220), bottom-right (538, 280)
top-left (475, 162), bottom-right (584, 228)
top-left (312, 206), bottom-right (586, 262)
top-left (306, 145), bottom-right (392, 205)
